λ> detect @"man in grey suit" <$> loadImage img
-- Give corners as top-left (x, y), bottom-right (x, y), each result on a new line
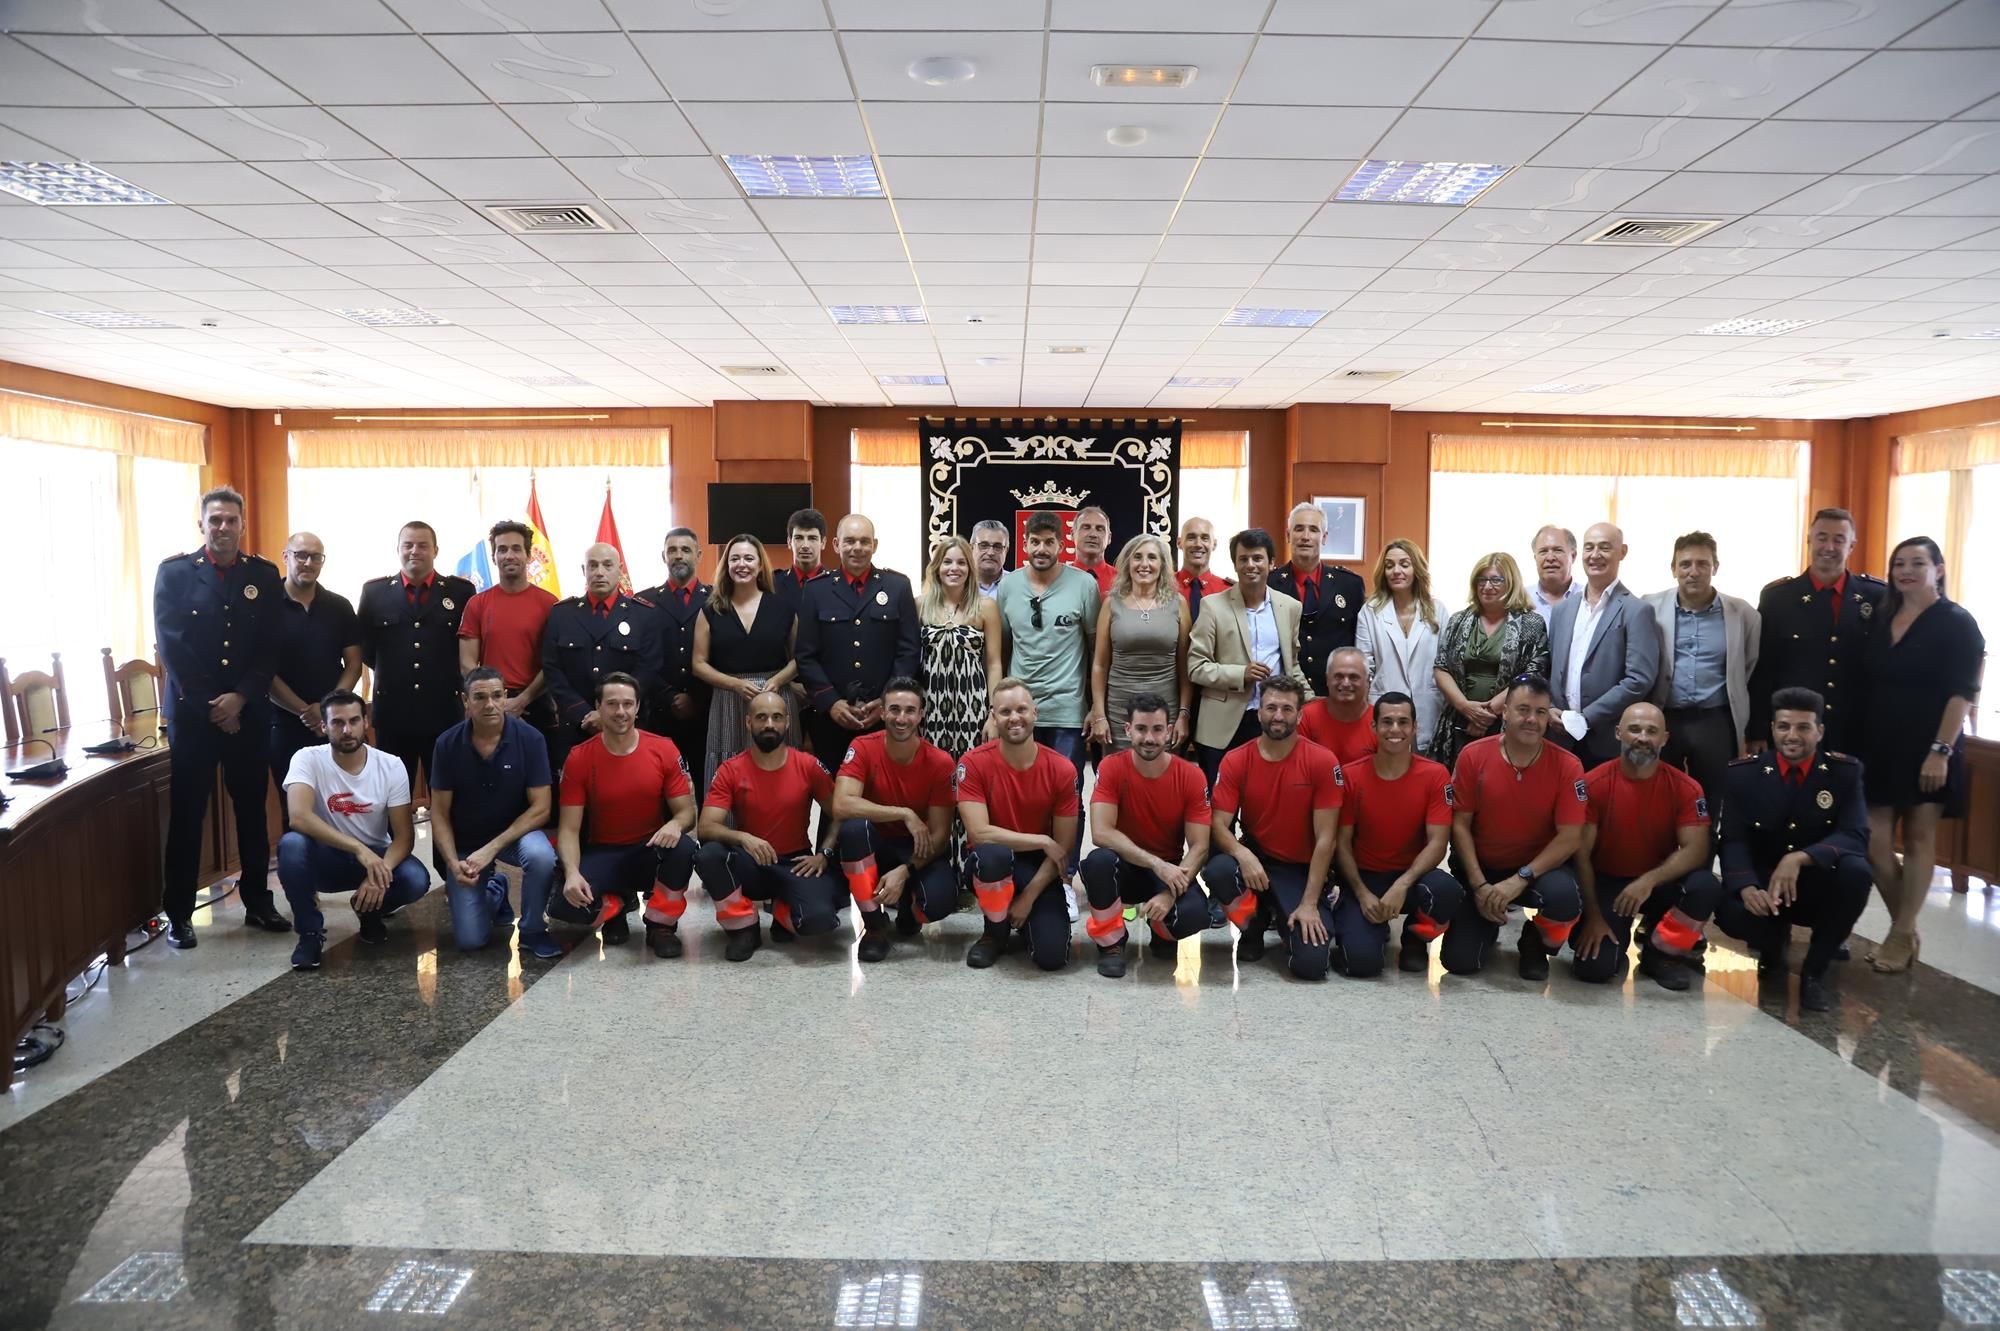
top-left (1188, 527), bottom-right (1313, 785)
top-left (1549, 522), bottom-right (1660, 769)
top-left (1640, 530), bottom-right (1760, 819)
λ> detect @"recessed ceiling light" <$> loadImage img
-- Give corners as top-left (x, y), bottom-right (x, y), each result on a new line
top-left (332, 307), bottom-right (451, 327)
top-left (1047, 345), bottom-right (1089, 354)
top-left (1695, 317), bottom-right (1816, 336)
top-left (725, 154), bottom-right (883, 199)
top-left (879, 374), bottom-right (947, 385)
top-left (0, 161), bottom-right (169, 206)
top-left (1091, 64), bottom-right (1198, 88)
top-left (1168, 376), bottom-right (1240, 388)
top-left (507, 374), bottom-right (589, 387)
top-left (1736, 379), bottom-right (1845, 397)
top-left (38, 309), bottom-right (180, 329)
top-left (1336, 160), bottom-right (1512, 207)
top-left (1223, 308), bottom-right (1328, 328)
top-left (1963, 328), bottom-right (2000, 340)
top-left (1106, 125), bottom-right (1150, 148)
top-left (1520, 383), bottom-right (1605, 394)
top-left (830, 304), bottom-right (926, 325)
top-left (972, 355), bottom-right (1008, 366)
top-left (907, 55), bottom-right (976, 86)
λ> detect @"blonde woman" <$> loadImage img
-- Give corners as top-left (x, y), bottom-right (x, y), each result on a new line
top-left (1356, 538), bottom-right (1450, 748)
top-left (1087, 533), bottom-right (1192, 752)
top-left (918, 535), bottom-right (1002, 756)
top-left (1429, 552), bottom-right (1550, 767)
top-left (692, 534), bottom-right (799, 787)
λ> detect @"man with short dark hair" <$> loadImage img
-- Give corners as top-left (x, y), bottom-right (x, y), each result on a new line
top-left (1529, 524), bottom-right (1580, 627)
top-left (268, 530), bottom-right (361, 830)
top-left (1333, 691), bottom-right (1462, 977)
top-left (1712, 686), bottom-right (1872, 1011)
top-left (695, 690), bottom-right (843, 962)
top-left (541, 542), bottom-right (662, 771)
top-left (971, 519), bottom-right (1011, 598)
top-left (795, 513), bottom-right (921, 772)
top-left (456, 519), bottom-right (559, 739)
top-left (1746, 508), bottom-right (1886, 756)
top-left (1202, 676), bottom-right (1345, 980)
top-left (1441, 673), bottom-right (1587, 981)
top-left (429, 667), bottom-right (560, 958)
top-left (833, 677), bottom-right (958, 962)
top-left (957, 678), bottom-right (1081, 971)
top-left (771, 507), bottom-right (831, 608)
top-left (359, 519), bottom-right (477, 795)
top-left (1270, 501), bottom-right (1365, 699)
top-left (279, 690), bottom-right (431, 971)
top-left (1069, 505), bottom-right (1115, 595)
top-left (1081, 691), bottom-right (1211, 978)
top-left (1571, 702), bottom-right (1721, 992)
top-left (1642, 531), bottom-right (1761, 820)
top-left (554, 672), bottom-right (699, 956)
top-left (1188, 527), bottom-right (1312, 784)
top-left (640, 526), bottom-right (711, 765)
top-left (157, 485), bottom-right (289, 945)
top-left (994, 510), bottom-right (1100, 787)
top-left (1298, 646), bottom-right (1378, 764)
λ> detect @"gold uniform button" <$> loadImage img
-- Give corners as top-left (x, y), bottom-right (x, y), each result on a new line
top-left (220, 657), bottom-right (229, 666)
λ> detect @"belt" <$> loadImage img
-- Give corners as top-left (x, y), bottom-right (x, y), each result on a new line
top-left (1665, 703), bottom-right (1729, 715)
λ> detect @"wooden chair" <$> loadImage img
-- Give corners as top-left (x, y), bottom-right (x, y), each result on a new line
top-left (1, 653), bottom-right (71, 742)
top-left (101, 646), bottom-right (165, 728)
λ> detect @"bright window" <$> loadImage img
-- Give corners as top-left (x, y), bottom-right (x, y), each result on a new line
top-left (852, 461), bottom-right (925, 579)
top-left (0, 436), bottom-right (199, 708)
top-left (1181, 430), bottom-right (1251, 547)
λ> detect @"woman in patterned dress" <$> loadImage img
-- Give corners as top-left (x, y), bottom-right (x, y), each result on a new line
top-left (918, 535), bottom-right (1001, 756)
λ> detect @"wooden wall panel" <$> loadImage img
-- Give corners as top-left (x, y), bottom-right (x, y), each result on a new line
top-left (713, 400), bottom-right (811, 460)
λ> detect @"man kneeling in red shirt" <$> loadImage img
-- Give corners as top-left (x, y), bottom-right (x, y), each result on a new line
top-left (833, 676), bottom-right (959, 962)
top-left (957, 678), bottom-right (1081, 972)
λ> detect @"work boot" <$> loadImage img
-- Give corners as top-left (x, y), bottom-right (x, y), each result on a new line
top-left (1517, 925), bottom-right (1550, 982)
top-left (723, 924), bottom-right (762, 962)
top-left (1096, 943), bottom-right (1127, 978)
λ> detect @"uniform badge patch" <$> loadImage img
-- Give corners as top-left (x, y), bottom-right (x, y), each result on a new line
top-left (1816, 789), bottom-right (1834, 809)
top-left (1695, 797), bottom-right (1709, 819)
top-left (1859, 601), bottom-right (1873, 618)
top-left (1573, 779), bottom-right (1588, 802)
top-left (442, 597), bottom-right (456, 611)
top-left (619, 620), bottom-right (631, 635)
top-left (953, 762), bottom-right (967, 790)
top-left (876, 590), bottom-right (888, 605)
top-left (1444, 782), bottom-right (1455, 807)
top-left (1334, 593), bottom-right (1347, 609)
top-left (243, 583), bottom-right (258, 599)
top-left (845, 746), bottom-right (858, 766)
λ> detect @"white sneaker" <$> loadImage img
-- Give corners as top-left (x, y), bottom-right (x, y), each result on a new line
top-left (1064, 882), bottom-right (1079, 923)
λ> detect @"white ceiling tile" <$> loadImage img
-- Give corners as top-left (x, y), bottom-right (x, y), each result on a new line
top-left (0, 107), bottom-right (228, 161)
top-left (771, 233), bottom-right (898, 262)
top-left (1054, 0), bottom-right (1264, 30)
top-left (752, 199), bottom-right (901, 233)
top-left (1278, 236), bottom-right (1418, 267)
top-left (1205, 105), bottom-right (1400, 158)
top-left (1398, 240), bottom-right (1548, 271)
top-left (831, 0), bottom-right (1037, 28)
top-left (880, 156), bottom-right (1037, 199)
top-left (191, 204), bottom-right (373, 238)
top-left (562, 156), bottom-right (738, 199)
top-left (1470, 166), bottom-right (1667, 211)
top-left (1476, 0), bottom-right (1722, 41)
top-left (1185, 158), bottom-right (1355, 203)
top-left (1038, 156), bottom-right (1196, 200)
top-left (1691, 0), bottom-right (1956, 47)
top-left (1031, 235), bottom-right (1157, 263)
top-left (1683, 213), bottom-right (1873, 247)
top-left (1038, 102), bottom-right (1223, 157)
top-left (626, 198), bottom-right (765, 232)
top-left (899, 200), bottom-right (1036, 233)
top-left (1599, 47), bottom-right (1865, 118)
top-left (1032, 262), bottom-right (1150, 286)
top-left (1515, 245), bottom-right (1660, 273)
top-left (1235, 36), bottom-right (1458, 106)
top-left (332, 105), bottom-right (545, 158)
top-left (1264, 0), bottom-right (1491, 36)
top-left (910, 234), bottom-right (1035, 262)
top-left (1043, 32), bottom-right (1256, 104)
top-left (231, 36), bottom-right (485, 102)
top-left (330, 199), bottom-right (505, 236)
top-left (1146, 262), bottom-right (1267, 286)
top-left (1691, 120), bottom-right (1925, 172)
top-left (1770, 172), bottom-right (1984, 216)
top-left (1866, 252), bottom-right (2000, 280)
top-left (631, 31), bottom-right (851, 100)
top-left (150, 237), bottom-right (319, 267)
top-left (1530, 114), bottom-right (1749, 170)
top-left (792, 260), bottom-right (918, 284)
top-left (1301, 203), bottom-right (1453, 240)
top-left (1906, 176), bottom-right (2000, 217)
top-left (1849, 121), bottom-right (2000, 175)
top-left (1154, 235), bottom-right (1291, 264)
top-left (19, 238), bottom-right (187, 267)
top-left (1171, 201), bottom-right (1317, 234)
top-left (679, 102), bottom-right (871, 155)
top-left (51, 206), bottom-right (240, 241)
top-left (1257, 266), bottom-right (1382, 291)
top-left (1365, 268), bottom-right (1495, 292)
top-left (842, 30), bottom-right (1045, 102)
top-left (1895, 0), bottom-right (2000, 46)
top-left (1781, 50), bottom-right (2000, 120)
top-left (411, 158), bottom-right (590, 200)
top-left (428, 34), bottom-right (667, 102)
top-left (1620, 171), bottom-right (1825, 212)
top-left (1033, 200), bottom-right (1174, 233)
top-left (0, 37), bottom-right (134, 106)
top-left (83, 161), bottom-right (307, 205)
top-left (1422, 41), bottom-right (1666, 113)
top-left (0, 0), bottom-right (198, 32)
top-left (276, 237), bottom-right (430, 265)
top-left (1371, 108), bottom-right (1580, 164)
top-left (168, 0), bottom-right (405, 30)
top-left (503, 102), bottom-right (704, 157)
top-left (250, 159), bottom-right (454, 204)
top-left (381, 0), bottom-right (617, 31)
top-left (1478, 271), bottom-right (1609, 295)
top-left (868, 100), bottom-right (1045, 156)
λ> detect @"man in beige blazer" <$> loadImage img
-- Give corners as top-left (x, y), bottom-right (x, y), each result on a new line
top-left (1641, 530), bottom-right (1761, 818)
top-left (1189, 527), bottom-right (1313, 784)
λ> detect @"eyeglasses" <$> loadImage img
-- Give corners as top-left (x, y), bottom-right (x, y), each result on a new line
top-left (1475, 575), bottom-right (1507, 587)
top-left (286, 551), bottom-right (326, 564)
top-left (1029, 595), bottom-right (1043, 629)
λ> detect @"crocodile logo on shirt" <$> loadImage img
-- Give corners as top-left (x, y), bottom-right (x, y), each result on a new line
top-left (327, 793), bottom-right (375, 815)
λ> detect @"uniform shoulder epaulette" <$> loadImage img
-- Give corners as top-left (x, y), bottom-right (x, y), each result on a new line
top-left (1728, 753), bottom-right (1762, 765)
top-left (1823, 750), bottom-right (1860, 763)
top-left (1759, 572), bottom-right (1796, 593)
top-left (629, 594), bottom-right (656, 608)
top-left (556, 595), bottom-right (584, 607)
top-left (1851, 571), bottom-right (1887, 585)
top-left (161, 549), bottom-right (194, 566)
top-left (242, 551), bottom-right (276, 566)
top-left (361, 574), bottom-right (395, 587)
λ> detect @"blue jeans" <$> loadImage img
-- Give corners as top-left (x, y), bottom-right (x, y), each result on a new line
top-left (444, 833), bottom-right (558, 951)
top-left (277, 831), bottom-right (431, 936)
top-left (1033, 725), bottom-right (1085, 875)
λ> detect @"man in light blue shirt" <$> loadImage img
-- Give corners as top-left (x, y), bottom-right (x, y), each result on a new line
top-left (1642, 530), bottom-right (1761, 819)
top-left (1530, 524), bottom-right (1581, 627)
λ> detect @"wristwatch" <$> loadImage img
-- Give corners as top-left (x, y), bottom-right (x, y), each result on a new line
top-left (1516, 865), bottom-right (1536, 884)
top-left (1930, 742), bottom-right (1954, 757)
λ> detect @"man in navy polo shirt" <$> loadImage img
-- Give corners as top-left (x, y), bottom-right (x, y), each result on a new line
top-left (430, 667), bottom-right (560, 958)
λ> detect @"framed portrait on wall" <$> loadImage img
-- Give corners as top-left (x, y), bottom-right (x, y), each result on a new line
top-left (1313, 496), bottom-right (1365, 562)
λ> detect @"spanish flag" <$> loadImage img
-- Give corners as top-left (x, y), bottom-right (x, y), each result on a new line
top-left (595, 483), bottom-right (634, 595)
top-left (524, 476), bottom-right (561, 596)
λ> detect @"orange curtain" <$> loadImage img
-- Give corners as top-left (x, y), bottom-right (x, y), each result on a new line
top-left (853, 426), bottom-right (917, 466)
top-left (1433, 433), bottom-right (1802, 478)
top-left (290, 428), bottom-right (667, 468)
top-left (0, 388), bottom-right (206, 463)
top-left (1183, 429), bottom-right (1247, 468)
top-left (1896, 422), bottom-right (2000, 474)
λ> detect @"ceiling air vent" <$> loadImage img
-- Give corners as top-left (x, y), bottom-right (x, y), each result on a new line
top-left (1341, 369), bottom-right (1404, 381)
top-left (722, 365), bottom-right (787, 377)
top-left (1582, 217), bottom-right (1724, 246)
top-left (483, 203), bottom-right (620, 234)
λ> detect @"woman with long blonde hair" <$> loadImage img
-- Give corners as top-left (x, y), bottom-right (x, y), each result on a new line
top-left (1429, 552), bottom-right (1549, 767)
top-left (918, 535), bottom-right (1001, 756)
top-left (1087, 532), bottom-right (1192, 752)
top-left (692, 533), bottom-right (799, 787)
top-left (1356, 537), bottom-right (1449, 748)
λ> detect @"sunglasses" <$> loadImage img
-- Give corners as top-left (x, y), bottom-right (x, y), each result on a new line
top-left (1030, 595), bottom-right (1043, 629)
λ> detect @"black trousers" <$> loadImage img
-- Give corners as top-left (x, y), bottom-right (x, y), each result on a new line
top-left (164, 700), bottom-right (277, 919)
top-left (1712, 854), bottom-right (1872, 977)
top-left (267, 712), bottom-right (319, 832)
top-left (965, 844), bottom-right (1073, 970)
top-left (1078, 848), bottom-right (1210, 942)
top-left (808, 710), bottom-right (880, 776)
top-left (694, 841), bottom-right (846, 936)
top-left (1197, 708), bottom-right (1262, 788)
top-left (373, 720), bottom-right (453, 798)
top-left (1333, 867), bottom-right (1465, 978)
top-left (546, 838), bottom-right (698, 925)
top-left (836, 818), bottom-right (959, 924)
top-left (1663, 705), bottom-right (1734, 828)
top-left (1571, 869), bottom-right (1724, 984)
top-left (1201, 851), bottom-right (1335, 981)
top-left (1438, 862), bottom-right (1583, 976)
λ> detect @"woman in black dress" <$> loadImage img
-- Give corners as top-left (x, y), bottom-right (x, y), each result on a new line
top-left (692, 533), bottom-right (800, 790)
top-left (1859, 535), bottom-right (1985, 973)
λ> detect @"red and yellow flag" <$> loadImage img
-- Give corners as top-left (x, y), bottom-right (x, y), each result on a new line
top-left (524, 476), bottom-right (561, 596)
top-left (595, 484), bottom-right (634, 595)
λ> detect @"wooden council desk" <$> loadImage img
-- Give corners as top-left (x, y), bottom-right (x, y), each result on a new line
top-left (1, 716), bottom-right (245, 1062)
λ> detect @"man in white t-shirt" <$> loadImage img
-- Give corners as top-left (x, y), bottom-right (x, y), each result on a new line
top-left (278, 689), bottom-right (432, 970)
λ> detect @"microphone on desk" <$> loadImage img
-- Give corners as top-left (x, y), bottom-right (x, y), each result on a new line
top-left (5, 737), bottom-right (69, 781)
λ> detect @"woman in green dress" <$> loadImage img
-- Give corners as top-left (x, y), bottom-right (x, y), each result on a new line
top-left (1429, 552), bottom-right (1550, 767)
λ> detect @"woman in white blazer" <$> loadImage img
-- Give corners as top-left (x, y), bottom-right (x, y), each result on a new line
top-left (1355, 538), bottom-right (1449, 744)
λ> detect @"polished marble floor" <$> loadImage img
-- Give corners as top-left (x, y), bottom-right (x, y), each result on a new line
top-left (5, 857), bottom-right (1999, 1330)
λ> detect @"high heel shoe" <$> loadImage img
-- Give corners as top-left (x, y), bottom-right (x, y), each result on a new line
top-left (1870, 930), bottom-right (1919, 973)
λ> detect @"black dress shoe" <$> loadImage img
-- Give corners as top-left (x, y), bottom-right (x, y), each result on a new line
top-left (1834, 942), bottom-right (1851, 962)
top-left (858, 925), bottom-right (893, 963)
top-left (646, 924), bottom-right (683, 959)
top-left (601, 913), bottom-right (630, 946)
top-left (1757, 948), bottom-right (1788, 980)
top-left (166, 918), bottom-right (198, 949)
top-left (894, 902), bottom-right (922, 936)
top-left (1517, 927), bottom-right (1550, 982)
top-left (1235, 929), bottom-right (1266, 964)
top-left (242, 906), bottom-right (293, 933)
top-left (724, 925), bottom-right (762, 962)
top-left (1638, 949), bottom-right (1692, 992)
top-left (1799, 972), bottom-right (1833, 1012)
top-left (357, 912), bottom-right (388, 945)
top-left (966, 926), bottom-right (1006, 969)
top-left (1149, 935), bottom-right (1179, 962)
top-left (1095, 943), bottom-right (1127, 978)
top-left (1399, 932), bottom-right (1429, 973)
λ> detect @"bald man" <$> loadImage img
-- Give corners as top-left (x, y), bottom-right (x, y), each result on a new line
top-left (541, 541), bottom-right (662, 770)
top-left (1571, 703), bottom-right (1720, 991)
top-left (794, 512), bottom-right (921, 772)
top-left (269, 531), bottom-right (362, 825)
top-left (1548, 522), bottom-right (1659, 768)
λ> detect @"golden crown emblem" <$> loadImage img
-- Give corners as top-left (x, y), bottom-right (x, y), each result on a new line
top-left (1010, 483), bottom-right (1091, 508)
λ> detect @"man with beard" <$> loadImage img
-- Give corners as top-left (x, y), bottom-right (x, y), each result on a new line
top-left (554, 673), bottom-right (699, 956)
top-left (1201, 677), bottom-right (1345, 981)
top-left (278, 690), bottom-right (431, 971)
top-left (1529, 524), bottom-right (1580, 627)
top-left (542, 542), bottom-right (662, 771)
top-left (956, 678), bottom-right (1082, 971)
top-left (1746, 508), bottom-right (1886, 756)
top-left (269, 531), bottom-right (361, 831)
top-left (795, 513), bottom-right (922, 772)
top-left (359, 520), bottom-right (477, 796)
top-left (1332, 691), bottom-right (1462, 977)
top-left (1080, 692), bottom-right (1212, 978)
top-left (1270, 501), bottom-right (1365, 700)
top-left (1189, 527), bottom-right (1312, 785)
top-left (1298, 646), bottom-right (1379, 764)
top-left (833, 677), bottom-right (959, 962)
top-left (640, 526), bottom-right (711, 762)
top-left (457, 520), bottom-right (558, 744)
top-left (1069, 505), bottom-right (1116, 595)
top-left (994, 511), bottom-right (1100, 828)
top-left (1440, 673), bottom-right (1587, 981)
top-left (695, 690), bottom-right (843, 962)
top-left (1570, 702), bottom-right (1720, 992)
top-left (1712, 687), bottom-right (1872, 1011)
top-left (972, 519), bottom-right (1011, 598)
